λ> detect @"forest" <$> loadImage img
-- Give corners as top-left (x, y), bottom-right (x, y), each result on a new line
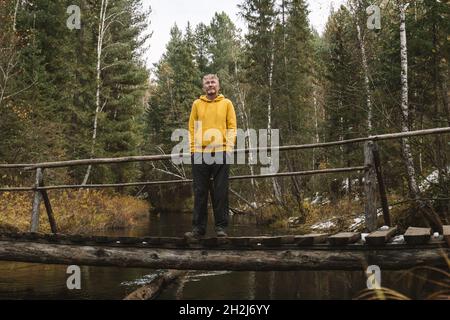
top-left (0, 0), bottom-right (449, 232)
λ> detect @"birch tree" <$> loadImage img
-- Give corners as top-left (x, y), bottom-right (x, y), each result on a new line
top-left (351, 0), bottom-right (373, 133)
top-left (13, 0), bottom-right (22, 31)
top-left (82, 0), bottom-right (109, 185)
top-left (240, 0), bottom-right (283, 204)
top-left (398, 1), bottom-right (419, 199)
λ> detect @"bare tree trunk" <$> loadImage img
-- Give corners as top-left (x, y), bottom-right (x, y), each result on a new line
top-left (399, 3), bottom-right (419, 199)
top-left (0, 5), bottom-right (36, 111)
top-left (83, 0), bottom-right (109, 185)
top-left (352, 0), bottom-right (373, 133)
top-left (312, 93), bottom-right (320, 169)
top-left (356, 24), bottom-right (373, 133)
top-left (82, 102), bottom-right (104, 185)
top-left (0, 50), bottom-right (19, 109)
top-left (339, 114), bottom-right (344, 166)
top-left (233, 60), bottom-right (257, 190)
top-left (13, 0), bottom-right (21, 32)
top-left (432, 16), bottom-right (449, 217)
top-left (281, 0), bottom-right (302, 205)
top-left (267, 36), bottom-right (283, 204)
top-left (441, 63), bottom-right (450, 126)
top-left (311, 90), bottom-right (321, 192)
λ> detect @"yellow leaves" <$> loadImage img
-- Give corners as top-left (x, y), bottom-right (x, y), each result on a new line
top-left (11, 105), bottom-right (30, 120)
top-left (318, 161), bottom-right (329, 170)
top-left (0, 190), bottom-right (149, 234)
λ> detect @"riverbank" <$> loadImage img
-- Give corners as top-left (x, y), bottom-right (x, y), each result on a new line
top-left (0, 190), bottom-right (150, 234)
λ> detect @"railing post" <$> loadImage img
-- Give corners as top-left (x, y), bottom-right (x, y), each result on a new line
top-left (30, 168), bottom-right (43, 232)
top-left (40, 170), bottom-right (58, 234)
top-left (372, 143), bottom-right (391, 227)
top-left (364, 141), bottom-right (377, 232)
top-left (30, 168), bottom-right (58, 233)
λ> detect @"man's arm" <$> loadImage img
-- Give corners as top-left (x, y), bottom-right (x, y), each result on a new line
top-left (188, 102), bottom-right (197, 153)
top-left (226, 100), bottom-right (237, 152)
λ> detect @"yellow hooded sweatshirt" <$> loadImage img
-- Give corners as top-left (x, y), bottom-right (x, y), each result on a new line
top-left (189, 94), bottom-right (237, 153)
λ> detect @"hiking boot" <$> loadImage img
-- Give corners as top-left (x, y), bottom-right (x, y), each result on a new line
top-left (216, 230), bottom-right (228, 238)
top-left (184, 231), bottom-right (204, 239)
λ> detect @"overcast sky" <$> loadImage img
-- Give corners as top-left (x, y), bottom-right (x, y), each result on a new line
top-left (142, 0), bottom-right (347, 69)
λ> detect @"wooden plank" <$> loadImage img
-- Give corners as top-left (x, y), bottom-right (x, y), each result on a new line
top-left (260, 237), bottom-right (282, 247)
top-left (143, 237), bottom-right (161, 245)
top-left (92, 236), bottom-right (116, 244)
top-left (240, 237), bottom-right (275, 247)
top-left (295, 234), bottom-right (328, 246)
top-left (280, 235), bottom-right (295, 244)
top-left (228, 237), bottom-right (251, 247)
top-left (116, 237), bottom-right (142, 245)
top-left (366, 227), bottom-right (398, 246)
top-left (200, 237), bottom-right (220, 247)
top-left (442, 225), bottom-right (450, 247)
top-left (160, 237), bottom-right (188, 247)
top-left (328, 232), bottom-right (361, 246)
top-left (404, 227), bottom-right (432, 245)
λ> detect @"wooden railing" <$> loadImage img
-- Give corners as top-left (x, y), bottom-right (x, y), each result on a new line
top-left (0, 127), bottom-right (449, 234)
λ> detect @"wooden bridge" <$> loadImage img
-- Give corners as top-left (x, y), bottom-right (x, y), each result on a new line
top-left (0, 226), bottom-right (448, 271)
top-left (0, 127), bottom-right (449, 271)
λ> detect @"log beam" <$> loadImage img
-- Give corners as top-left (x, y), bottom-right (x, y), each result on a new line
top-left (0, 240), bottom-right (447, 271)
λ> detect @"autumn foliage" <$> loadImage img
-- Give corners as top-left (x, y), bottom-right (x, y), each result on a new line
top-left (0, 190), bottom-right (150, 234)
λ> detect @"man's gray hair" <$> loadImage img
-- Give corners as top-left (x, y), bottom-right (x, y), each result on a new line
top-left (202, 74), bottom-right (220, 83)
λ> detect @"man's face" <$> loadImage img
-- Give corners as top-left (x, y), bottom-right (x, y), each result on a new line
top-left (203, 77), bottom-right (220, 97)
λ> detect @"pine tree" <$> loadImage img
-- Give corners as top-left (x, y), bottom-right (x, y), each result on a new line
top-left (194, 22), bottom-right (211, 75)
top-left (93, 0), bottom-right (151, 187)
top-left (272, 0), bottom-right (315, 208)
top-left (240, 0), bottom-right (285, 204)
top-left (146, 24), bottom-right (201, 150)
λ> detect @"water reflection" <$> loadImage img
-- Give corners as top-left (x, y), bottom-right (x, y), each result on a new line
top-left (0, 211), bottom-right (447, 299)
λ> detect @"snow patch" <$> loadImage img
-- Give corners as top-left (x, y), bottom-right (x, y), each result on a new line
top-left (311, 220), bottom-right (336, 230)
top-left (361, 233), bottom-right (370, 242)
top-left (392, 235), bottom-right (405, 243)
top-left (419, 166), bottom-right (450, 192)
top-left (120, 273), bottom-right (159, 286)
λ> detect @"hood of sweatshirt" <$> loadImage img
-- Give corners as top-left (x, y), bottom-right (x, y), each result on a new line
top-left (199, 94), bottom-right (225, 103)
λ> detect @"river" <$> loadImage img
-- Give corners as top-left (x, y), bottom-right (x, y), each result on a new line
top-left (0, 211), bottom-right (446, 299)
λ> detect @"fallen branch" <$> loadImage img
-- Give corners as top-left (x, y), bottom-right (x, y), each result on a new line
top-left (124, 270), bottom-right (187, 300)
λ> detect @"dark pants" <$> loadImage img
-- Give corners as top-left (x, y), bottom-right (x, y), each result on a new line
top-left (191, 152), bottom-right (229, 235)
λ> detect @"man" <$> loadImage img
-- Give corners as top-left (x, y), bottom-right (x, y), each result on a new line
top-left (185, 74), bottom-right (237, 238)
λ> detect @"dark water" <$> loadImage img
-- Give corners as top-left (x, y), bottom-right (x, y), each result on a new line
top-left (0, 211), bottom-right (447, 300)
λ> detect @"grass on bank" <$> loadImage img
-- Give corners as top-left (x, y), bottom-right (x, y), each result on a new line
top-left (0, 189), bottom-right (150, 234)
top-left (264, 193), bottom-right (439, 234)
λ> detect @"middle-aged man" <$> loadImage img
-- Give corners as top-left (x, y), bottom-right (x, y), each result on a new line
top-left (185, 74), bottom-right (237, 238)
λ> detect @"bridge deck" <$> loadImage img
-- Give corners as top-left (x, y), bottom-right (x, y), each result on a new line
top-left (0, 229), bottom-right (448, 271)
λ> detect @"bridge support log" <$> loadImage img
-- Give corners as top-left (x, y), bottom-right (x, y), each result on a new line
top-left (372, 143), bottom-right (391, 226)
top-left (30, 168), bottom-right (43, 232)
top-left (0, 241), bottom-right (447, 271)
top-left (364, 141), bottom-right (377, 231)
top-left (30, 168), bottom-right (58, 233)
